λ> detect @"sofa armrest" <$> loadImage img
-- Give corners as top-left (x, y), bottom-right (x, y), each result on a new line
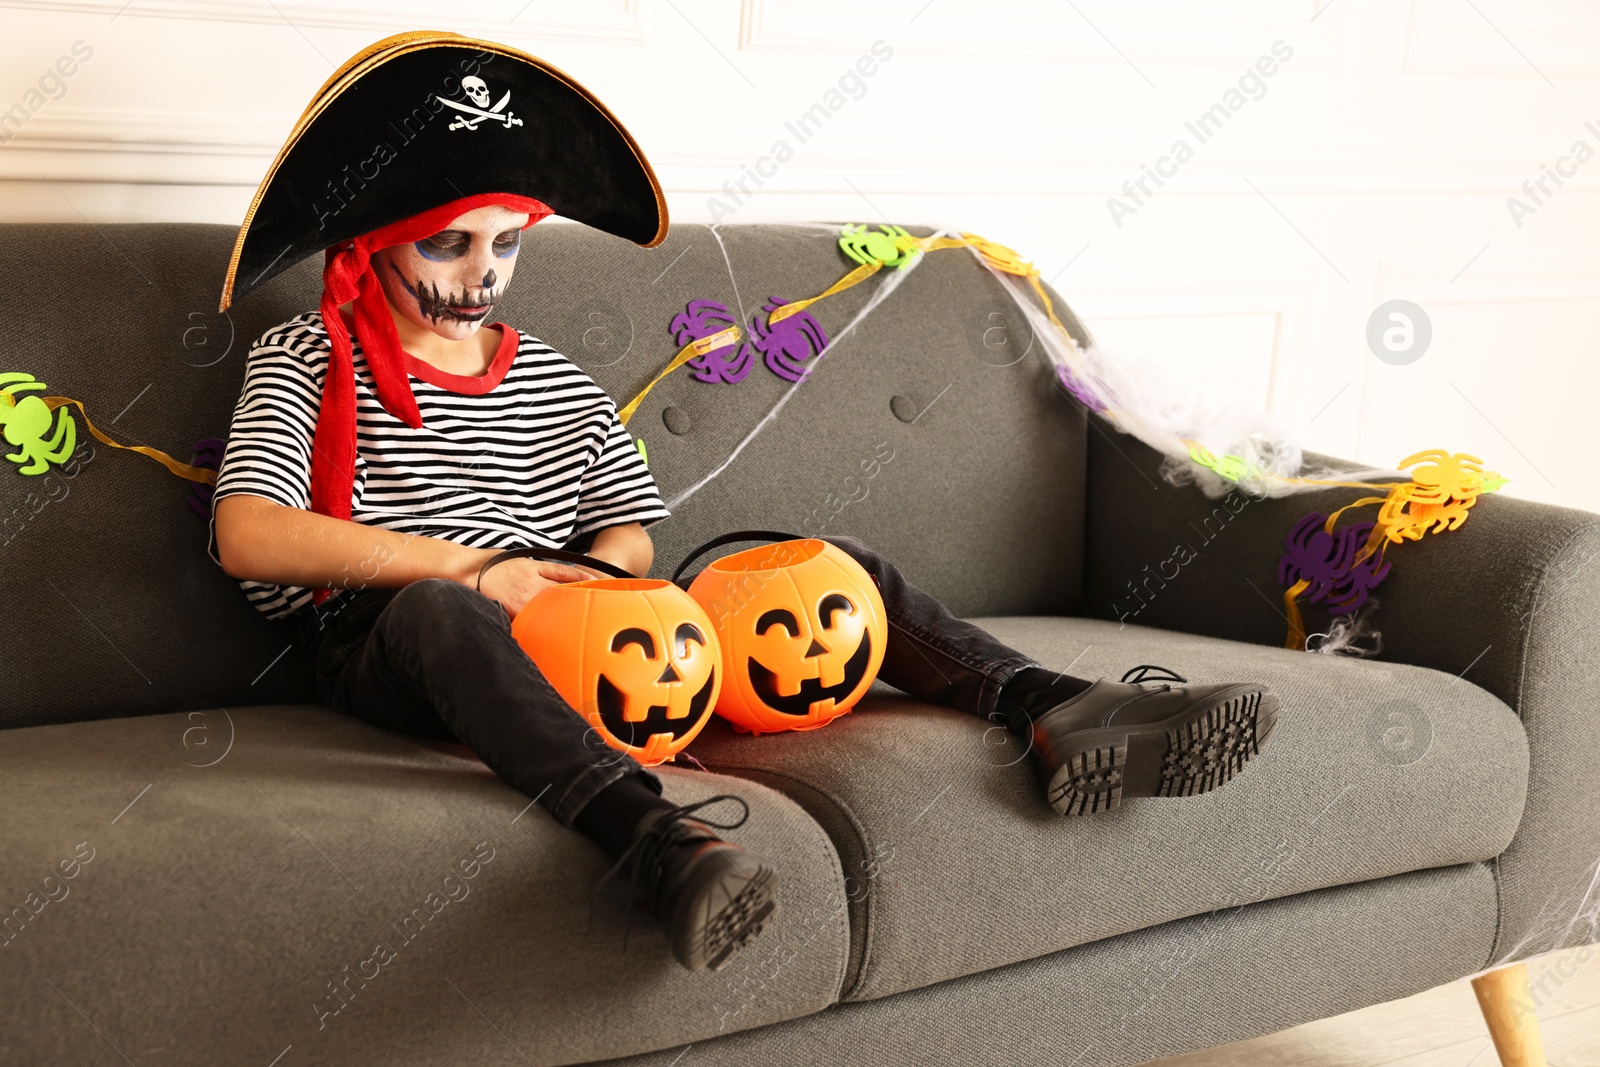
top-left (1081, 418), bottom-right (1600, 966)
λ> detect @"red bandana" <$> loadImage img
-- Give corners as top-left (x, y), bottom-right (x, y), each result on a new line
top-left (311, 191), bottom-right (554, 605)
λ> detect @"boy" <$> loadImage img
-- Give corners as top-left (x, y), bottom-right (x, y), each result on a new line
top-left (210, 32), bottom-right (1280, 975)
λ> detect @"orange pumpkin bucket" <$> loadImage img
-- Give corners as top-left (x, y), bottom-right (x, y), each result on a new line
top-left (672, 530), bottom-right (887, 736)
top-left (478, 547), bottom-right (722, 767)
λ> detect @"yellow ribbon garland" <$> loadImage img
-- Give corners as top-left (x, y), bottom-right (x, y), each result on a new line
top-left (1282, 578), bottom-right (1315, 649)
top-left (766, 260), bottom-right (884, 328)
top-left (616, 325), bottom-right (743, 426)
top-left (622, 232), bottom-right (1046, 417)
top-left (26, 396), bottom-right (219, 485)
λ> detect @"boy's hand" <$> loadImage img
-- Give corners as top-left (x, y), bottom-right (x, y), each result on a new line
top-left (467, 553), bottom-right (592, 620)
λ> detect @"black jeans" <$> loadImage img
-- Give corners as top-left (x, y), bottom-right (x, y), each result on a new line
top-left (294, 533), bottom-right (1045, 829)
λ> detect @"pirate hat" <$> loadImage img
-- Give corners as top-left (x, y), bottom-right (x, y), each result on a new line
top-left (220, 29), bottom-right (667, 308)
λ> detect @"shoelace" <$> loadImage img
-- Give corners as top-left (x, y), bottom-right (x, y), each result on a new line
top-left (587, 792), bottom-right (752, 954)
top-left (1120, 664), bottom-right (1188, 686)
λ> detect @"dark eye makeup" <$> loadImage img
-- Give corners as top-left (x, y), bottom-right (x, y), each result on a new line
top-left (413, 228), bottom-right (523, 262)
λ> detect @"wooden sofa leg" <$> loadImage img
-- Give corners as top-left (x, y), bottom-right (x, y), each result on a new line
top-left (1470, 962), bottom-right (1549, 1067)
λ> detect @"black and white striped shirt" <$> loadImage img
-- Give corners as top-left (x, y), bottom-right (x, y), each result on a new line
top-left (206, 311), bottom-right (670, 621)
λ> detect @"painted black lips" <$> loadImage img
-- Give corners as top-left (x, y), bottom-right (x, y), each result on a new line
top-left (596, 669), bottom-right (717, 745)
top-left (747, 631), bottom-right (873, 717)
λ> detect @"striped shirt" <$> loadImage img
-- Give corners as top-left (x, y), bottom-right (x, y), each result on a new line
top-left (206, 311), bottom-right (670, 621)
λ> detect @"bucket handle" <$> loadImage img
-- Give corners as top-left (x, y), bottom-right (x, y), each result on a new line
top-left (669, 529), bottom-right (814, 590)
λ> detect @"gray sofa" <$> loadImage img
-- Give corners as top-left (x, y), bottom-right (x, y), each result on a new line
top-left (2, 221), bottom-right (1595, 1066)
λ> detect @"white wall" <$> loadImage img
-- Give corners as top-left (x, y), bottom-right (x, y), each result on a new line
top-left (2, 0), bottom-right (1596, 512)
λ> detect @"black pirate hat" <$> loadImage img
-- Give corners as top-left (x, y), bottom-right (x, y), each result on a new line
top-left (220, 29), bottom-right (667, 309)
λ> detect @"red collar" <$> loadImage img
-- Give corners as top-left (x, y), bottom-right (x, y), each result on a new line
top-left (336, 307), bottom-right (519, 395)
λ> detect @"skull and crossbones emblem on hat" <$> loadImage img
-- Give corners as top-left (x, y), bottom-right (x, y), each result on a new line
top-left (440, 77), bottom-right (525, 132)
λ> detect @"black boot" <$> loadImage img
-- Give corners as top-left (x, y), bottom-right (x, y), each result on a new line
top-left (1015, 664), bottom-right (1279, 816)
top-left (589, 793), bottom-right (778, 972)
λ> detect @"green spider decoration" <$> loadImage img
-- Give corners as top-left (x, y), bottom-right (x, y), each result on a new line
top-left (1, 372), bottom-right (76, 475)
top-left (838, 224), bottom-right (920, 271)
top-left (1188, 443), bottom-right (1256, 483)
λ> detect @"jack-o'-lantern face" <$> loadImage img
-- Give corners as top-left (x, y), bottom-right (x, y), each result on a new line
top-left (511, 579), bottom-right (722, 766)
top-left (596, 618), bottom-right (718, 753)
top-left (747, 592), bottom-right (874, 717)
top-left (687, 540), bottom-right (887, 734)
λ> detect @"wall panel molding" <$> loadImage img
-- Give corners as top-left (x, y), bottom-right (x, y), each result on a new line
top-left (0, 1), bottom-right (647, 45)
top-left (739, 0), bottom-right (1326, 65)
top-left (1405, 0), bottom-right (1600, 79)
top-left (1068, 274), bottom-right (1306, 416)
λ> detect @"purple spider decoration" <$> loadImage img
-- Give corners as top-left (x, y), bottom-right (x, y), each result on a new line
top-left (1055, 362), bottom-right (1106, 412)
top-left (670, 299), bottom-right (755, 383)
top-left (187, 436), bottom-right (226, 521)
top-left (749, 296), bottom-right (830, 383)
top-left (1278, 511), bottom-right (1392, 613)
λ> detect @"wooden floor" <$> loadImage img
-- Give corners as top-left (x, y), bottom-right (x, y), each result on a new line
top-left (1146, 946), bottom-right (1600, 1067)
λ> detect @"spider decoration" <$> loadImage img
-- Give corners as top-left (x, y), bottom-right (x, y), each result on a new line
top-left (187, 437), bottom-right (226, 520)
top-left (1, 372), bottom-right (76, 475)
top-left (749, 297), bottom-right (829, 383)
top-left (1370, 451), bottom-right (1502, 544)
top-left (670, 299), bottom-right (755, 384)
top-left (838, 224), bottom-right (920, 271)
top-left (1279, 511), bottom-right (1393, 614)
top-left (1055, 362), bottom-right (1107, 412)
top-left (1402, 449), bottom-right (1485, 507)
top-left (1374, 486), bottom-right (1477, 542)
top-left (1188, 443), bottom-right (1257, 483)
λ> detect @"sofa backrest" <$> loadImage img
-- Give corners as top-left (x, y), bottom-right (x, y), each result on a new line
top-left (0, 222), bottom-right (1089, 729)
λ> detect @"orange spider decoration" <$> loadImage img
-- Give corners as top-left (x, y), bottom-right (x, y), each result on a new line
top-left (1373, 487), bottom-right (1476, 544)
top-left (1400, 450), bottom-right (1487, 507)
top-left (1364, 451), bottom-right (1501, 548)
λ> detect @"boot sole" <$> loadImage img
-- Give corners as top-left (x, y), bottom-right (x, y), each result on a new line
top-left (1046, 687), bottom-right (1279, 816)
top-left (667, 848), bottom-right (780, 973)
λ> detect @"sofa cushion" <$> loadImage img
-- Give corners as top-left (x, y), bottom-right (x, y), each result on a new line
top-left (0, 706), bottom-right (850, 1066)
top-left (591, 863), bottom-right (1500, 1067)
top-left (0, 220), bottom-right (1090, 731)
top-left (687, 616), bottom-right (1530, 1003)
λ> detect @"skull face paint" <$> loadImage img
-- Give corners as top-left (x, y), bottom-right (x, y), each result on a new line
top-left (371, 204), bottom-right (528, 342)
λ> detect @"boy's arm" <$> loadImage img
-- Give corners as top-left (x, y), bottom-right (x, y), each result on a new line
top-left (207, 329), bottom-right (540, 594)
top-left (214, 494), bottom-right (512, 590)
top-left (585, 522), bottom-right (654, 578)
